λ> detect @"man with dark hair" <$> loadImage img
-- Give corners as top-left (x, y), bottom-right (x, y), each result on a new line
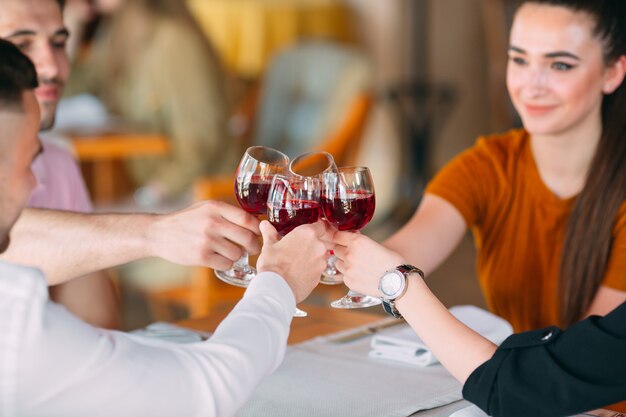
top-left (0, 40), bottom-right (38, 105)
top-left (0, 0), bottom-right (118, 327)
top-left (0, 39), bottom-right (330, 417)
top-left (0, 39), bottom-right (41, 253)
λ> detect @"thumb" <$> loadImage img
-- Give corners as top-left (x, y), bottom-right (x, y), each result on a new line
top-left (259, 220), bottom-right (280, 245)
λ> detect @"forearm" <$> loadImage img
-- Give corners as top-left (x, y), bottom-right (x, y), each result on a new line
top-left (395, 278), bottom-right (496, 383)
top-left (193, 272), bottom-right (294, 415)
top-left (383, 194), bottom-right (466, 275)
top-left (1, 208), bottom-right (154, 284)
top-left (49, 270), bottom-right (120, 329)
top-left (585, 286), bottom-right (626, 318)
top-left (19, 272), bottom-right (294, 417)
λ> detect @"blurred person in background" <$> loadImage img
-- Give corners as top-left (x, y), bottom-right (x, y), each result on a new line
top-left (66, 0), bottom-right (239, 206)
top-left (0, 0), bottom-right (119, 328)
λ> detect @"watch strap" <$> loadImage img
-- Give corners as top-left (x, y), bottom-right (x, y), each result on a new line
top-left (397, 264), bottom-right (424, 278)
top-left (382, 300), bottom-right (403, 318)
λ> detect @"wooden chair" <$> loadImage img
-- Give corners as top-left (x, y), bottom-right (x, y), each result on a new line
top-left (70, 132), bottom-right (170, 204)
top-left (146, 41), bottom-right (374, 319)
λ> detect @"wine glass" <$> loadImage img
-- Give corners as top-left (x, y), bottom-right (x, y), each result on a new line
top-left (289, 151), bottom-right (342, 285)
top-left (267, 174), bottom-right (321, 317)
top-left (321, 166), bottom-right (381, 309)
top-left (214, 146), bottom-right (289, 287)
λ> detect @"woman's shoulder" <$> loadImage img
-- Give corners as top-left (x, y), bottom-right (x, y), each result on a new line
top-left (451, 128), bottom-right (529, 173)
top-left (474, 128), bottom-right (529, 158)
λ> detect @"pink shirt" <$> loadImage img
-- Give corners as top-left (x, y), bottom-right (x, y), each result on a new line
top-left (28, 139), bottom-right (93, 212)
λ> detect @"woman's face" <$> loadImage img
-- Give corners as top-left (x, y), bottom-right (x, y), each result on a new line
top-left (507, 3), bottom-right (613, 137)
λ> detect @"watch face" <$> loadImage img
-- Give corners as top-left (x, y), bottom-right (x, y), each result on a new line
top-left (381, 271), bottom-right (403, 297)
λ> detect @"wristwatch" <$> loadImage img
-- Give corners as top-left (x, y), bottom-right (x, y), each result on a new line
top-left (378, 264), bottom-right (424, 318)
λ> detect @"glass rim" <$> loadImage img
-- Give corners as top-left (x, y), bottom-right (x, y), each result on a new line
top-left (323, 166), bottom-right (371, 175)
top-left (270, 172), bottom-right (321, 187)
top-left (289, 151), bottom-right (337, 177)
top-left (267, 174), bottom-right (320, 209)
top-left (245, 146), bottom-right (290, 165)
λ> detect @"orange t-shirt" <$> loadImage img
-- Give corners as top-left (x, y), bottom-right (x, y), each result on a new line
top-left (426, 129), bottom-right (626, 332)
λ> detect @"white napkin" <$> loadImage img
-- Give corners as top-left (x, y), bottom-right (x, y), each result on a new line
top-left (369, 305), bottom-right (513, 367)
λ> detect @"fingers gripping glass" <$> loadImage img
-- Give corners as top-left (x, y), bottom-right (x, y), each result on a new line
top-left (289, 151), bottom-right (342, 285)
top-left (321, 166), bottom-right (381, 309)
top-left (215, 146), bottom-right (289, 287)
top-left (267, 174), bottom-right (322, 317)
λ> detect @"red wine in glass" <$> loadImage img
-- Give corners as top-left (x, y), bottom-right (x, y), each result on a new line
top-left (236, 176), bottom-right (273, 215)
top-left (268, 200), bottom-right (320, 236)
top-left (321, 191), bottom-right (375, 231)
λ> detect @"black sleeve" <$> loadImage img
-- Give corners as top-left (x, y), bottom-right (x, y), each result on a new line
top-left (462, 302), bottom-right (626, 417)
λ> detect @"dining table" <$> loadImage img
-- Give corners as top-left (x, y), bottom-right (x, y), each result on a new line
top-left (171, 302), bottom-right (613, 416)
top-left (178, 304), bottom-right (472, 416)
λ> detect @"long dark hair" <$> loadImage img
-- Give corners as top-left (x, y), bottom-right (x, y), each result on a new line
top-left (520, 0), bottom-right (626, 326)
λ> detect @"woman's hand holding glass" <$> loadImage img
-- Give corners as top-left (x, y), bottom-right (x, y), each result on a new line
top-left (332, 232), bottom-right (406, 298)
top-left (321, 166), bottom-right (381, 309)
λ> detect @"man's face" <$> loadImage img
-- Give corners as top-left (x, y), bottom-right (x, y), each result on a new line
top-left (0, 92), bottom-right (42, 252)
top-left (0, 0), bottom-right (69, 131)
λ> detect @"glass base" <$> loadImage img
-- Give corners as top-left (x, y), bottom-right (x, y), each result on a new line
top-left (214, 266), bottom-right (256, 288)
top-left (331, 292), bottom-right (381, 309)
top-left (294, 308), bottom-right (308, 317)
top-left (320, 275), bottom-right (344, 285)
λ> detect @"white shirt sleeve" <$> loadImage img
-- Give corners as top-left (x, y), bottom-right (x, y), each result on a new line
top-left (0, 262), bottom-right (295, 417)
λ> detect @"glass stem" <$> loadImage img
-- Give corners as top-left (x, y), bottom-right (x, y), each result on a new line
top-left (326, 252), bottom-right (337, 272)
top-left (234, 250), bottom-right (250, 271)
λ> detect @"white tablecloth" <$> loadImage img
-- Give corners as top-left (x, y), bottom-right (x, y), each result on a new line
top-left (237, 320), bottom-right (464, 417)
